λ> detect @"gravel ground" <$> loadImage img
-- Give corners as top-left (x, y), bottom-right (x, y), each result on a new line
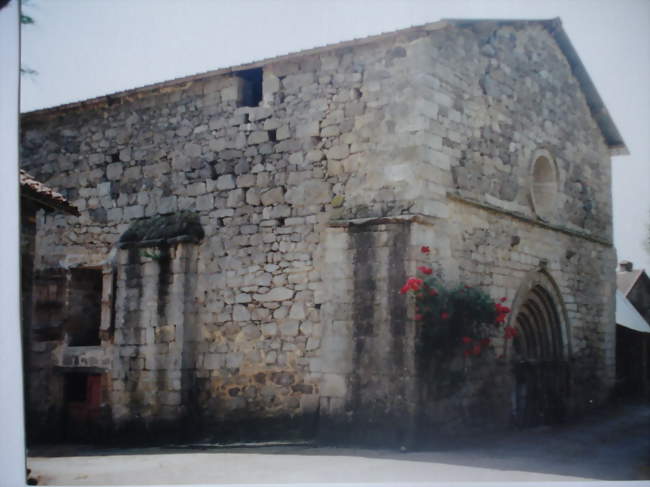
top-left (27, 402), bottom-right (650, 485)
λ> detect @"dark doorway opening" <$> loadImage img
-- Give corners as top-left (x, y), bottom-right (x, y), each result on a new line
top-left (66, 268), bottom-right (102, 346)
top-left (511, 284), bottom-right (568, 427)
top-left (63, 372), bottom-right (103, 440)
top-left (512, 360), bottom-right (569, 427)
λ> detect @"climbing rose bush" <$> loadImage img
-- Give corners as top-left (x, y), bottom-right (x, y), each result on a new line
top-left (401, 246), bottom-right (516, 359)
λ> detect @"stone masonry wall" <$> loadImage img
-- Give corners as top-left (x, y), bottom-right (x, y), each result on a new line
top-left (404, 22), bottom-right (617, 426)
top-left (21, 21), bottom-right (617, 442)
top-left (21, 27), bottom-right (439, 439)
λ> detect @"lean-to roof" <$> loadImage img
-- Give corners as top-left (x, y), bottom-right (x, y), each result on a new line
top-left (20, 170), bottom-right (79, 215)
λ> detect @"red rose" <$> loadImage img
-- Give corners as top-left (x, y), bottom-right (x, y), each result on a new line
top-left (504, 325), bottom-right (517, 339)
top-left (429, 288), bottom-right (438, 296)
top-left (500, 297), bottom-right (507, 302)
top-left (417, 265), bottom-right (433, 275)
top-left (461, 336), bottom-right (473, 344)
top-left (400, 277), bottom-right (424, 294)
top-left (480, 338), bottom-right (491, 347)
top-left (415, 314), bottom-right (423, 320)
top-left (421, 246), bottom-right (430, 254)
top-left (408, 277), bottom-right (423, 291)
top-left (495, 303), bottom-right (511, 314)
top-left (440, 312), bottom-right (449, 320)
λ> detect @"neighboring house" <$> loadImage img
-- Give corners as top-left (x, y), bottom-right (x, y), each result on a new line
top-left (20, 169), bottom-right (79, 338)
top-left (20, 18), bottom-right (626, 446)
top-left (616, 261), bottom-right (650, 398)
top-left (20, 170), bottom-right (79, 437)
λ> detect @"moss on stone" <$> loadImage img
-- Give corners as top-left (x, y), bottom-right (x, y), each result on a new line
top-left (118, 211), bottom-right (204, 247)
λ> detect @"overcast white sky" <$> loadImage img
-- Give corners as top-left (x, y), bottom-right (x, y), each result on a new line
top-left (19, 0), bottom-right (650, 270)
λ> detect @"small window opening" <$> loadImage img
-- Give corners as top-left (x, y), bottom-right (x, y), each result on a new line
top-left (66, 268), bottom-right (102, 346)
top-left (236, 68), bottom-right (263, 107)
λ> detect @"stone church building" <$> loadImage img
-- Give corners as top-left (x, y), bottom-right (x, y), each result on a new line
top-left (20, 18), bottom-right (626, 445)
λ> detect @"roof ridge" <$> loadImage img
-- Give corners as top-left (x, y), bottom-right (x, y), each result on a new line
top-left (20, 17), bottom-right (626, 153)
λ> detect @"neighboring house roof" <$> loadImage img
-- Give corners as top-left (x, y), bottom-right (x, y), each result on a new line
top-left (616, 289), bottom-right (650, 333)
top-left (20, 170), bottom-right (80, 215)
top-left (20, 17), bottom-right (627, 155)
top-left (617, 269), bottom-right (647, 297)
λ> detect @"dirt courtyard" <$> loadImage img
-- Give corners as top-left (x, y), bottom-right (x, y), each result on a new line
top-left (27, 402), bottom-right (649, 485)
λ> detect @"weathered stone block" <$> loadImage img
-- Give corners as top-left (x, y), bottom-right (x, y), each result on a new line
top-left (254, 287), bottom-right (294, 302)
top-left (216, 174), bottom-right (236, 190)
top-left (233, 304), bottom-right (251, 322)
top-left (285, 180), bottom-right (331, 205)
top-left (106, 163), bottom-right (123, 180)
top-left (260, 187), bottom-right (284, 206)
top-left (279, 320), bottom-right (300, 337)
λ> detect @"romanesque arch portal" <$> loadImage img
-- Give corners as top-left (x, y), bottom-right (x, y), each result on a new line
top-left (510, 273), bottom-right (570, 427)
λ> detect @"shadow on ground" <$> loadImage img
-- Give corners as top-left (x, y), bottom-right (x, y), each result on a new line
top-left (28, 401), bottom-right (650, 484)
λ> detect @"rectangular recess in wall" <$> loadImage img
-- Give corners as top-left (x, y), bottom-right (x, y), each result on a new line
top-left (236, 68), bottom-right (263, 107)
top-left (66, 268), bottom-right (102, 346)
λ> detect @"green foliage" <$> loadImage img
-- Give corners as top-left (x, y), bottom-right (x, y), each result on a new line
top-left (20, 0), bottom-right (37, 76)
top-left (400, 251), bottom-right (515, 399)
top-left (140, 248), bottom-right (162, 261)
top-left (414, 277), bottom-right (499, 361)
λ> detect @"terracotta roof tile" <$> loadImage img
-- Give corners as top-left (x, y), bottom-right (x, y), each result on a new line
top-left (20, 170), bottom-right (79, 215)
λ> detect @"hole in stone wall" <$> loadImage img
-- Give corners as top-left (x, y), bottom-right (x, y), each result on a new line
top-left (243, 113), bottom-right (250, 124)
top-left (111, 152), bottom-right (120, 162)
top-left (236, 68), bottom-right (263, 107)
top-left (209, 162), bottom-right (218, 180)
top-left (277, 217), bottom-right (286, 226)
top-left (268, 129), bottom-right (277, 142)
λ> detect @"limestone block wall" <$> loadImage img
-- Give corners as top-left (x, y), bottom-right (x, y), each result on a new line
top-left (404, 22), bottom-right (617, 419)
top-left (441, 203), bottom-right (615, 426)
top-left (409, 23), bottom-right (613, 239)
top-left (20, 20), bottom-right (617, 442)
top-left (20, 28), bottom-right (438, 438)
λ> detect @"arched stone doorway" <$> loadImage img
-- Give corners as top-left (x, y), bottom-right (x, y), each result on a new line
top-left (510, 271), bottom-right (570, 427)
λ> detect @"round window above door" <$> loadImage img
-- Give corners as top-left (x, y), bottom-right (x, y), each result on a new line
top-left (530, 150), bottom-right (559, 221)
